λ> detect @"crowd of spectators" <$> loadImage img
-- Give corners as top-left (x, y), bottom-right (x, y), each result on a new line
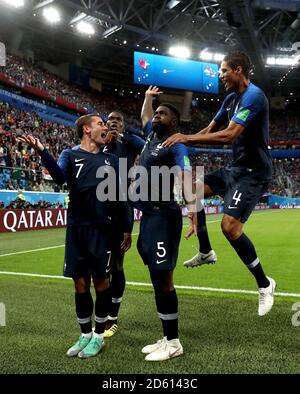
top-left (190, 154), bottom-right (300, 198)
top-left (0, 198), bottom-right (63, 210)
top-left (268, 158), bottom-right (300, 197)
top-left (2, 54), bottom-right (96, 111)
top-left (1, 54), bottom-right (142, 130)
top-left (1, 98), bottom-right (299, 198)
top-left (0, 52), bottom-right (299, 200)
top-left (269, 110), bottom-right (300, 141)
top-left (2, 53), bottom-right (300, 141)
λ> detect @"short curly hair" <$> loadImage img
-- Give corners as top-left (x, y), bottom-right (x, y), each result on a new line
top-left (223, 52), bottom-right (252, 78)
top-left (75, 114), bottom-right (99, 139)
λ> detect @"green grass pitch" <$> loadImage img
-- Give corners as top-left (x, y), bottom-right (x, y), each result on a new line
top-left (0, 209), bottom-right (300, 373)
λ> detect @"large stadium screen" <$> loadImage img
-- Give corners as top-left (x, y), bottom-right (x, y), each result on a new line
top-left (134, 51), bottom-right (219, 94)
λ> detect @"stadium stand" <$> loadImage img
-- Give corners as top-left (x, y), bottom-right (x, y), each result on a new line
top-left (0, 52), bottom-right (299, 204)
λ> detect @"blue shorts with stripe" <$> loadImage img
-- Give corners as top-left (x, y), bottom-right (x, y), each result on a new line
top-left (137, 208), bottom-right (182, 271)
top-left (64, 225), bottom-right (113, 278)
top-left (204, 167), bottom-right (270, 223)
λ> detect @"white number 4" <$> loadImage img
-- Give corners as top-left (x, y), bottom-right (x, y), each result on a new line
top-left (75, 163), bottom-right (84, 178)
top-left (156, 242), bottom-right (166, 258)
top-left (232, 190), bottom-right (242, 206)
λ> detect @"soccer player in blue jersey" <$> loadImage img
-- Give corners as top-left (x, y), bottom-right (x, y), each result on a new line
top-left (18, 114), bottom-right (132, 358)
top-left (141, 86), bottom-right (217, 267)
top-left (164, 52), bottom-right (276, 316)
top-left (101, 111), bottom-right (145, 338)
top-left (131, 99), bottom-right (195, 361)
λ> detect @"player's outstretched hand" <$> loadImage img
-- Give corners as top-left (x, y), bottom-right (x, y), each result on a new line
top-left (121, 232), bottom-right (132, 252)
top-left (185, 212), bottom-right (197, 240)
top-left (163, 133), bottom-right (188, 147)
top-left (145, 85), bottom-right (163, 97)
top-left (17, 134), bottom-right (44, 152)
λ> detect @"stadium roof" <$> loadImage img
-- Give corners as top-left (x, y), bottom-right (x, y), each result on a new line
top-left (0, 0), bottom-right (299, 96)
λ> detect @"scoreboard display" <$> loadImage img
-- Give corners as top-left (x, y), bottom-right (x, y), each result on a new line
top-left (134, 51), bottom-right (219, 94)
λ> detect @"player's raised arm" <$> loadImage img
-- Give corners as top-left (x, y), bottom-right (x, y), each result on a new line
top-left (163, 120), bottom-right (244, 147)
top-left (161, 120), bottom-right (220, 147)
top-left (162, 95), bottom-right (232, 147)
top-left (17, 134), bottom-right (44, 152)
top-left (141, 85), bottom-right (163, 129)
top-left (18, 134), bottom-right (68, 185)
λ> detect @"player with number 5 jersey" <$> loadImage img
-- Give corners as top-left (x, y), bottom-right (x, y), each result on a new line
top-left (130, 91), bottom-right (195, 361)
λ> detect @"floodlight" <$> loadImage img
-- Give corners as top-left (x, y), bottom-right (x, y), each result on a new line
top-left (266, 57), bottom-right (276, 65)
top-left (213, 53), bottom-right (225, 61)
top-left (168, 45), bottom-right (191, 59)
top-left (76, 21), bottom-right (95, 36)
top-left (199, 50), bottom-right (213, 60)
top-left (43, 7), bottom-right (61, 24)
top-left (2, 0), bottom-right (24, 7)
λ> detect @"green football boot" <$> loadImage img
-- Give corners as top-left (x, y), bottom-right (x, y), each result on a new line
top-left (66, 335), bottom-right (92, 357)
top-left (78, 335), bottom-right (104, 358)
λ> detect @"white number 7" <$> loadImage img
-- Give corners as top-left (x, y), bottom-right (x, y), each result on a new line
top-left (75, 163), bottom-right (84, 178)
top-left (105, 251), bottom-right (112, 273)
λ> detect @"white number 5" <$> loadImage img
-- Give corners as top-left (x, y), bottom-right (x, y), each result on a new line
top-left (156, 242), bottom-right (166, 258)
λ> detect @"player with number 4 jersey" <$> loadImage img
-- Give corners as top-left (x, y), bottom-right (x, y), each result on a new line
top-left (164, 53), bottom-right (276, 317)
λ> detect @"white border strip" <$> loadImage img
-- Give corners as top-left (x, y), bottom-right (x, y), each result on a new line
top-left (0, 271), bottom-right (299, 298)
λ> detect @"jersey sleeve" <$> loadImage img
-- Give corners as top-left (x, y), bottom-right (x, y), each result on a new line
top-left (39, 149), bottom-right (70, 185)
top-left (143, 120), bottom-right (153, 138)
top-left (125, 127), bottom-right (145, 138)
top-left (213, 94), bottom-right (233, 125)
top-left (232, 90), bottom-right (265, 127)
top-left (169, 144), bottom-right (192, 172)
top-left (125, 133), bottom-right (145, 153)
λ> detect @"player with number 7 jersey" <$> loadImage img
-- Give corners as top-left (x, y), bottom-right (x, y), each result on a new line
top-left (18, 114), bottom-right (132, 359)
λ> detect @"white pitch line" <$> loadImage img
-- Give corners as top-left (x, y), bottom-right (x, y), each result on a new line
top-left (0, 271), bottom-right (299, 298)
top-left (0, 245), bottom-right (65, 258)
top-left (0, 223), bottom-right (198, 258)
top-left (0, 271), bottom-right (69, 280)
top-left (0, 210), bottom-right (276, 258)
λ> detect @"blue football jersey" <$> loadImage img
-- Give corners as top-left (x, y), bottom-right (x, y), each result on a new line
top-left (39, 146), bottom-right (131, 230)
top-left (131, 129), bottom-right (191, 215)
top-left (214, 82), bottom-right (272, 180)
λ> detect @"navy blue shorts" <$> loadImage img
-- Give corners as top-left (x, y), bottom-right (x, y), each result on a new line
top-left (110, 204), bottom-right (134, 272)
top-left (204, 167), bottom-right (269, 223)
top-left (64, 225), bottom-right (113, 278)
top-left (137, 210), bottom-right (182, 271)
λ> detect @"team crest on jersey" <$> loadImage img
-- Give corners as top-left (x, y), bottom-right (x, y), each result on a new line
top-left (151, 143), bottom-right (164, 156)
